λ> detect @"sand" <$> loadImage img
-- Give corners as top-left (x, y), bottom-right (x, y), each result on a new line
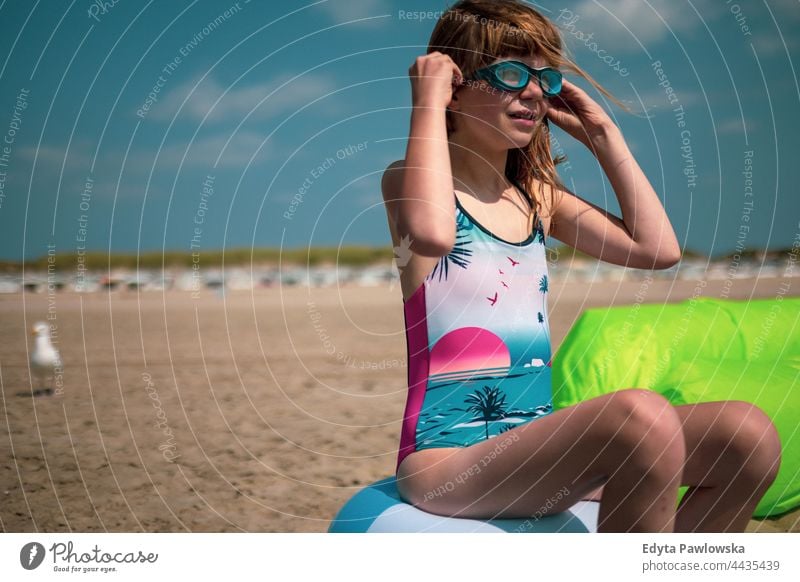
top-left (1, 275), bottom-right (798, 532)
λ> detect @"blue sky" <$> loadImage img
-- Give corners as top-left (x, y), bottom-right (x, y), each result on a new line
top-left (0, 0), bottom-right (797, 261)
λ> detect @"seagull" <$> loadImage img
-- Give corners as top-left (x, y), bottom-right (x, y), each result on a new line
top-left (486, 291), bottom-right (498, 306)
top-left (29, 321), bottom-right (62, 396)
top-left (507, 256), bottom-right (520, 266)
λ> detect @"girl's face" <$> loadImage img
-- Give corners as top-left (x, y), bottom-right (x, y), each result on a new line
top-left (450, 53), bottom-right (549, 149)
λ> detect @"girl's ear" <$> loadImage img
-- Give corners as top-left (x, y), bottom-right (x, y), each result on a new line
top-left (447, 89), bottom-right (461, 112)
top-left (447, 75), bottom-right (467, 110)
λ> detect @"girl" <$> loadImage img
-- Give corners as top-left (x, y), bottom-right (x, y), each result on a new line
top-left (381, 0), bottom-right (781, 533)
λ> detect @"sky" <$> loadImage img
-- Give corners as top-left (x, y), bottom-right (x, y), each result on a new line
top-left (0, 0), bottom-right (798, 261)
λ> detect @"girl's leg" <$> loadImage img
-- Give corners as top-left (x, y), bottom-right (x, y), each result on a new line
top-left (539, 401), bottom-right (782, 526)
top-left (671, 400), bottom-right (782, 532)
top-left (396, 388), bottom-right (686, 532)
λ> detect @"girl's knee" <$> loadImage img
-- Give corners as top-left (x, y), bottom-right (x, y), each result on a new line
top-left (604, 388), bottom-right (685, 472)
top-left (607, 388), bottom-right (683, 441)
top-left (716, 401), bottom-right (782, 482)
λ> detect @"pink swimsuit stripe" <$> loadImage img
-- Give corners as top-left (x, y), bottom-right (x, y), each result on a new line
top-left (397, 282), bottom-right (429, 471)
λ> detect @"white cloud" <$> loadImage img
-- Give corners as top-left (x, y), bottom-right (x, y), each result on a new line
top-left (138, 130), bottom-right (272, 168)
top-left (19, 142), bottom-right (93, 168)
top-left (767, 0), bottom-right (800, 22)
top-left (14, 132), bottom-right (271, 207)
top-left (146, 73), bottom-right (342, 123)
top-left (76, 132), bottom-right (274, 183)
top-left (317, 0), bottom-right (392, 27)
top-left (554, 0), bottom-right (800, 66)
top-left (20, 130), bottom-right (270, 182)
top-left (751, 32), bottom-right (799, 56)
top-left (716, 117), bottom-right (760, 135)
top-left (82, 179), bottom-right (153, 200)
top-left (558, 0), bottom-right (727, 54)
top-left (623, 87), bottom-right (703, 118)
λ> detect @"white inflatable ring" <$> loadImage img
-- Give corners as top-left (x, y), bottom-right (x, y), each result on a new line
top-left (329, 477), bottom-right (600, 533)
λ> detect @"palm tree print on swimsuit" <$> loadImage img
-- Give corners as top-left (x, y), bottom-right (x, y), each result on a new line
top-left (422, 383), bottom-right (555, 444)
top-left (427, 209), bottom-right (473, 282)
top-left (415, 374), bottom-right (554, 448)
top-left (538, 274), bottom-right (550, 346)
top-left (462, 384), bottom-right (553, 439)
top-left (534, 217), bottom-right (546, 245)
top-left (465, 385), bottom-right (508, 440)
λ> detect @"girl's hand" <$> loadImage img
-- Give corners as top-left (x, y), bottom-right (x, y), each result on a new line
top-left (408, 51), bottom-right (464, 111)
top-left (544, 78), bottom-right (618, 147)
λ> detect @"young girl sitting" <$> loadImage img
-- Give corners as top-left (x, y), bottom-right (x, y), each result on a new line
top-left (380, 0), bottom-right (781, 533)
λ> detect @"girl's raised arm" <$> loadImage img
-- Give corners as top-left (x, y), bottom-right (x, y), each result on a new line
top-left (545, 79), bottom-right (681, 269)
top-left (381, 52), bottom-right (464, 258)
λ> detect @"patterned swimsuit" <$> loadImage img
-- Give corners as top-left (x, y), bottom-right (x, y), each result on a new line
top-left (396, 180), bottom-right (553, 473)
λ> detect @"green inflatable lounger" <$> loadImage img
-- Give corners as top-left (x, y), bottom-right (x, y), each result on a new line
top-left (552, 296), bottom-right (800, 518)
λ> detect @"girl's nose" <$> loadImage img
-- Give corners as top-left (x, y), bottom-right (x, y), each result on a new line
top-left (518, 78), bottom-right (545, 101)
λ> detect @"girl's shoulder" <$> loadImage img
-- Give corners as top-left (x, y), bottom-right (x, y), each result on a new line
top-left (381, 159), bottom-right (407, 199)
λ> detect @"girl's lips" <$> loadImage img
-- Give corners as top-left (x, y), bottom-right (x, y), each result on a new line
top-left (508, 113), bottom-right (535, 127)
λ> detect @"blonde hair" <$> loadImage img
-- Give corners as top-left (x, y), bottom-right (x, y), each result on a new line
top-left (428, 0), bottom-right (628, 231)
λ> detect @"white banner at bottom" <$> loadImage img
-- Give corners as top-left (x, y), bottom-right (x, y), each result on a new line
top-left (1, 533), bottom-right (797, 581)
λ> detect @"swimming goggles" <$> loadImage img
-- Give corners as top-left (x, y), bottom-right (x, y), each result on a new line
top-left (470, 60), bottom-right (562, 97)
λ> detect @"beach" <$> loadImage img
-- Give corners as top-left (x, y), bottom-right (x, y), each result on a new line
top-left (1, 276), bottom-right (797, 532)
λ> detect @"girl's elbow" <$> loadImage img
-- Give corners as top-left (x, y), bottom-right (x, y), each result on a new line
top-left (398, 218), bottom-right (454, 257)
top-left (411, 231), bottom-right (455, 258)
top-left (652, 245), bottom-right (681, 269)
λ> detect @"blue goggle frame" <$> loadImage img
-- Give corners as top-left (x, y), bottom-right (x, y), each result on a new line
top-left (470, 60), bottom-right (563, 97)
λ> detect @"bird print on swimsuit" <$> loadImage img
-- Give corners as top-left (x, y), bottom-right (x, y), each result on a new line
top-left (397, 182), bottom-right (553, 470)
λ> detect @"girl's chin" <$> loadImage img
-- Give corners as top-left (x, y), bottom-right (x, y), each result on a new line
top-left (504, 120), bottom-right (537, 135)
top-left (510, 123), bottom-right (537, 134)
top-left (503, 130), bottom-right (535, 147)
